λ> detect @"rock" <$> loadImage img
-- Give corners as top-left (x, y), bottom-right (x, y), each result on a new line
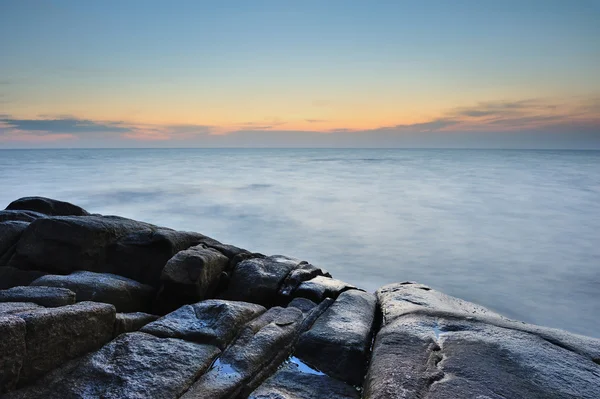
top-left (0, 267), bottom-right (47, 290)
top-left (14, 301), bottom-right (115, 385)
top-left (198, 236), bottom-right (251, 261)
top-left (364, 283), bottom-right (600, 399)
top-left (248, 362), bottom-right (360, 399)
top-left (105, 229), bottom-right (206, 286)
top-left (5, 196), bottom-right (90, 217)
top-left (376, 281), bottom-right (502, 324)
top-left (5, 332), bottom-right (221, 399)
top-left (155, 244), bottom-right (230, 313)
top-left (293, 275), bottom-right (359, 303)
top-left (113, 312), bottom-right (159, 337)
top-left (221, 255), bottom-right (302, 306)
top-left (364, 313), bottom-right (600, 399)
top-left (141, 299), bottom-right (265, 349)
top-left (8, 215), bottom-right (158, 276)
top-left (0, 221), bottom-right (29, 263)
top-left (0, 302), bottom-right (42, 314)
top-left (31, 271), bottom-right (155, 312)
top-left (278, 262), bottom-right (331, 298)
top-left (295, 290), bottom-right (376, 386)
top-left (287, 297), bottom-right (318, 313)
top-left (181, 306), bottom-right (305, 399)
top-left (0, 286), bottom-right (75, 307)
top-left (0, 210), bottom-right (46, 223)
top-left (0, 315), bottom-right (26, 393)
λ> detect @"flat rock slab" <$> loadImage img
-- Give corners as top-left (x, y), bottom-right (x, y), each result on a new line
top-left (31, 271), bottom-right (155, 312)
top-left (0, 302), bottom-right (42, 314)
top-left (293, 275), bottom-right (358, 303)
top-left (141, 299), bottom-right (265, 349)
top-left (364, 314), bottom-right (600, 399)
top-left (222, 255), bottom-right (302, 306)
top-left (0, 286), bottom-right (75, 308)
top-left (249, 362), bottom-right (360, 399)
top-left (5, 196), bottom-right (90, 217)
top-left (181, 306), bottom-right (305, 399)
top-left (377, 282), bottom-right (501, 324)
top-left (0, 315), bottom-right (26, 393)
top-left (295, 290), bottom-right (376, 386)
top-left (113, 312), bottom-right (159, 337)
top-left (0, 267), bottom-right (46, 290)
top-left (6, 332), bottom-right (221, 399)
top-left (14, 301), bottom-right (115, 385)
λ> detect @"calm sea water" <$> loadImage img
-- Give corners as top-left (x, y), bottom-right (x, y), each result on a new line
top-left (0, 149), bottom-right (598, 337)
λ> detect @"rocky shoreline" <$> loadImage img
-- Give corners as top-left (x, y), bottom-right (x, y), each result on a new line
top-left (0, 196), bottom-right (599, 398)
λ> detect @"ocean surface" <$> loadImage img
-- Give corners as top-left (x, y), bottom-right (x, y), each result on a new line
top-left (0, 148), bottom-right (598, 337)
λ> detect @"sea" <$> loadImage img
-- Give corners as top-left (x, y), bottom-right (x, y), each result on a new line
top-left (0, 148), bottom-right (598, 337)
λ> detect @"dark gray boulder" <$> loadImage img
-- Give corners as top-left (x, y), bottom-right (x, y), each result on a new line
top-left (181, 306), bottom-right (305, 399)
top-left (154, 244), bottom-right (230, 313)
top-left (0, 302), bottom-right (42, 314)
top-left (0, 286), bottom-right (75, 307)
top-left (0, 210), bottom-right (46, 223)
top-left (248, 362), bottom-right (360, 399)
top-left (5, 332), bottom-right (221, 399)
top-left (221, 255), bottom-right (302, 306)
top-left (293, 275), bottom-right (359, 303)
top-left (287, 297), bottom-right (318, 314)
top-left (278, 262), bottom-right (331, 298)
top-left (0, 221), bottom-right (29, 263)
top-left (0, 267), bottom-right (47, 290)
top-left (364, 282), bottom-right (600, 399)
top-left (295, 290), bottom-right (377, 386)
top-left (14, 301), bottom-right (116, 385)
top-left (113, 312), bottom-right (159, 337)
top-left (141, 299), bottom-right (265, 349)
top-left (7, 216), bottom-right (206, 287)
top-left (5, 196), bottom-right (90, 217)
top-left (0, 315), bottom-right (26, 393)
top-left (31, 271), bottom-right (155, 312)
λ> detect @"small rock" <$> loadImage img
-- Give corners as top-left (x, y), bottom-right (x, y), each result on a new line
top-left (141, 299), bottom-right (266, 349)
top-left (278, 262), bottom-right (331, 298)
top-left (113, 312), bottom-right (159, 337)
top-left (295, 290), bottom-right (376, 386)
top-left (0, 286), bottom-right (75, 308)
top-left (5, 196), bottom-right (90, 217)
top-left (293, 275), bottom-right (358, 303)
top-left (31, 271), bottom-right (155, 312)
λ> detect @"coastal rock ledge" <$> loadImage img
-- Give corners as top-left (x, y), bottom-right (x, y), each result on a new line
top-left (0, 196), bottom-right (598, 399)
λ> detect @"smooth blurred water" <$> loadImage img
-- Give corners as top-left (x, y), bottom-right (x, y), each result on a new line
top-left (0, 148), bottom-right (598, 337)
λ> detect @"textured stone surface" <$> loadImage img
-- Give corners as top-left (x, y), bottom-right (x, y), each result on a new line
top-left (0, 315), bottom-right (26, 393)
top-left (15, 301), bottom-right (115, 385)
top-left (222, 255), bottom-right (301, 306)
top-left (295, 290), bottom-right (376, 386)
top-left (0, 302), bottom-right (42, 314)
top-left (5, 196), bottom-right (90, 217)
top-left (0, 221), bottom-right (29, 263)
top-left (156, 244), bottom-right (230, 313)
top-left (0, 210), bottom-right (46, 223)
top-left (249, 362), bottom-right (360, 399)
top-left (0, 286), bottom-right (75, 308)
top-left (293, 275), bottom-right (358, 303)
top-left (181, 306), bottom-right (305, 399)
top-left (0, 267), bottom-right (46, 290)
top-left (5, 332), bottom-right (221, 399)
top-left (31, 271), bottom-right (155, 312)
top-left (113, 312), bottom-right (159, 337)
top-left (142, 299), bottom-right (265, 349)
top-left (278, 262), bottom-right (331, 298)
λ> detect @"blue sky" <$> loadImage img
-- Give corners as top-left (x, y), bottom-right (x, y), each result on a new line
top-left (1, 0), bottom-right (599, 147)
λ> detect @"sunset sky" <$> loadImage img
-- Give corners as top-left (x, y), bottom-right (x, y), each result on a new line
top-left (1, 1), bottom-right (599, 148)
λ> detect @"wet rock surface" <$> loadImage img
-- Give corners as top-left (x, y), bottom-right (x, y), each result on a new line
top-left (0, 197), bottom-right (599, 398)
top-left (30, 271), bottom-right (155, 312)
top-left (0, 286), bottom-right (75, 307)
top-left (141, 299), bottom-right (266, 349)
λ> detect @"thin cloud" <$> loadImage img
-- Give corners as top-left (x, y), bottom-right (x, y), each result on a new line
top-left (305, 119), bottom-right (327, 123)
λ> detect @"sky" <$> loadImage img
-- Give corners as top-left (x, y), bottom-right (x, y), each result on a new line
top-left (1, 0), bottom-right (599, 148)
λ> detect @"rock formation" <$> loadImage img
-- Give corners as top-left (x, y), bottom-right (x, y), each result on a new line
top-left (0, 196), bottom-right (598, 398)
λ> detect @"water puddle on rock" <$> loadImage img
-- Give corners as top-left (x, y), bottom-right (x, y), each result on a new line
top-left (287, 356), bottom-right (326, 376)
